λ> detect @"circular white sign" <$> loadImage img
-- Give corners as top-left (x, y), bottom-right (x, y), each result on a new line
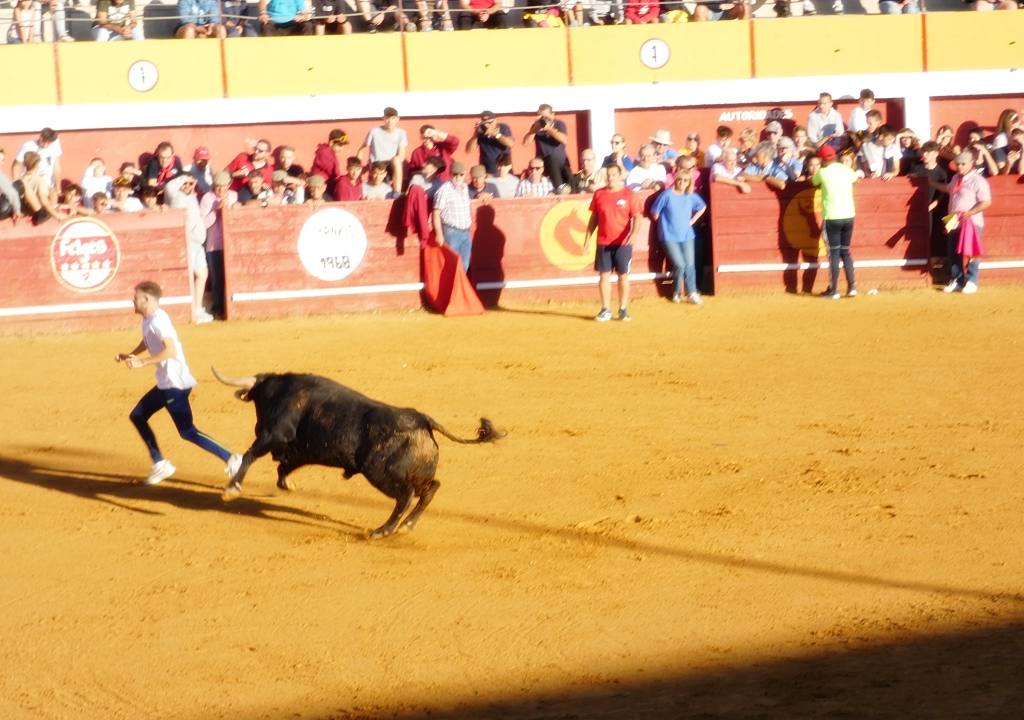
top-left (127, 60), bottom-right (159, 93)
top-left (297, 208), bottom-right (368, 282)
top-left (50, 218), bottom-right (121, 292)
top-left (639, 39), bottom-right (670, 70)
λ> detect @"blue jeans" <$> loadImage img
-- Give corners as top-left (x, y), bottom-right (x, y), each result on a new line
top-left (879, 0), bottom-right (920, 12)
top-left (443, 225), bottom-right (472, 272)
top-left (662, 240), bottom-right (697, 296)
top-left (130, 386), bottom-right (231, 463)
top-left (825, 218), bottom-right (856, 293)
top-left (948, 225), bottom-right (981, 287)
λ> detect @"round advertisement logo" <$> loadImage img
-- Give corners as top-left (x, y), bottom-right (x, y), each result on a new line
top-left (297, 208), bottom-right (368, 281)
top-left (781, 187), bottom-right (826, 256)
top-left (538, 200), bottom-right (595, 272)
top-left (50, 218), bottom-right (121, 292)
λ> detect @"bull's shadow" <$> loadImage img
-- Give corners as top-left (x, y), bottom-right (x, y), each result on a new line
top-left (0, 448), bottom-right (364, 534)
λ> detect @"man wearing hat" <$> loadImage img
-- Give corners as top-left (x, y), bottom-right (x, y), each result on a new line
top-left (432, 161), bottom-right (474, 271)
top-left (649, 129), bottom-right (678, 164)
top-left (268, 169), bottom-right (305, 205)
top-left (466, 110), bottom-right (515, 176)
top-left (187, 146), bottom-right (214, 195)
top-left (199, 171), bottom-right (237, 319)
top-left (811, 144), bottom-right (859, 300)
top-left (310, 128), bottom-right (349, 198)
top-left (304, 174), bottom-right (328, 209)
top-left (763, 121), bottom-right (784, 149)
top-left (467, 164), bottom-right (497, 201)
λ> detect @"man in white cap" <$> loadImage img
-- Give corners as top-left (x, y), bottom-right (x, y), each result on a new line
top-left (649, 129), bottom-right (678, 164)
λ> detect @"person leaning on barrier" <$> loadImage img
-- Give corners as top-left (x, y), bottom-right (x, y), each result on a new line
top-left (515, 158), bottom-right (555, 198)
top-left (18, 151), bottom-right (66, 225)
top-left (466, 111), bottom-right (515, 176)
top-left (110, 176), bottom-right (144, 213)
top-left (711, 147), bottom-right (751, 194)
top-left (333, 156), bottom-right (365, 201)
top-left (268, 169), bottom-right (305, 205)
top-left (467, 165), bottom-right (497, 202)
top-left (0, 149), bottom-right (23, 223)
top-left (176, 0), bottom-right (228, 38)
top-left (570, 148), bottom-right (606, 194)
top-left (237, 170), bottom-right (272, 206)
top-left (304, 174), bottom-right (329, 208)
top-left (362, 162), bottom-right (397, 200)
top-left (13, 127), bottom-right (62, 195)
top-left (625, 143), bottom-right (666, 190)
top-left (741, 142), bottom-right (788, 191)
top-left (93, 0), bottom-right (145, 40)
top-left (258, 0), bottom-right (314, 35)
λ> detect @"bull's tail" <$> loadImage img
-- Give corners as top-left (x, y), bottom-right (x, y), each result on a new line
top-left (428, 417), bottom-right (504, 444)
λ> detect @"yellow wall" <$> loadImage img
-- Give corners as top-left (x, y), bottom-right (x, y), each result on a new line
top-left (569, 23), bottom-right (752, 85)
top-left (222, 35), bottom-right (405, 97)
top-left (404, 28), bottom-right (569, 91)
top-left (925, 12), bottom-right (1024, 72)
top-left (0, 45), bottom-right (58, 106)
top-left (753, 16), bottom-right (924, 77)
top-left (57, 39), bottom-right (224, 104)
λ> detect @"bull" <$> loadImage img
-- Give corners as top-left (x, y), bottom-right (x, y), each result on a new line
top-left (212, 368), bottom-right (502, 538)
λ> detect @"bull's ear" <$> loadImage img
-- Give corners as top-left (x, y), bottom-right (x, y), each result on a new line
top-left (235, 389), bottom-right (250, 401)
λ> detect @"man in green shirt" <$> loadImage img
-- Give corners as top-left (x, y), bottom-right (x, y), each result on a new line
top-left (811, 145), bottom-right (859, 299)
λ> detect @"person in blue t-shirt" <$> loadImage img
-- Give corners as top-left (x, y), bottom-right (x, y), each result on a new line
top-left (650, 170), bottom-right (707, 305)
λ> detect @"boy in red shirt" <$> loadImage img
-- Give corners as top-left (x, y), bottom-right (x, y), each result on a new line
top-left (584, 163), bottom-right (644, 322)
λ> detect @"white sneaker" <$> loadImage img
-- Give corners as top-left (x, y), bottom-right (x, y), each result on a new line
top-left (943, 280), bottom-right (959, 293)
top-left (831, 0), bottom-right (843, 12)
top-left (802, 0), bottom-right (816, 13)
top-left (847, 288), bottom-right (858, 298)
top-left (225, 453), bottom-right (243, 480)
top-left (671, 293), bottom-right (681, 304)
top-left (962, 281), bottom-right (978, 294)
top-left (144, 459), bottom-right (175, 485)
top-left (193, 310), bottom-right (214, 324)
top-left (688, 293), bottom-right (704, 305)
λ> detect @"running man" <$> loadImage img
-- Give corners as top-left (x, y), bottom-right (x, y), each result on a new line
top-left (116, 280), bottom-right (241, 485)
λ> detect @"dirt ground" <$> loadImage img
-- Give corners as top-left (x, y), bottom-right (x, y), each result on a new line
top-left (2, 286), bottom-right (1023, 720)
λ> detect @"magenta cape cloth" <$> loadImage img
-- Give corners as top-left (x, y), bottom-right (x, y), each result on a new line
top-left (957, 217), bottom-right (984, 257)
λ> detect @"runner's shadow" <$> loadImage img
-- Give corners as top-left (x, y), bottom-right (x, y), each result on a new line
top-left (0, 451), bottom-right (365, 534)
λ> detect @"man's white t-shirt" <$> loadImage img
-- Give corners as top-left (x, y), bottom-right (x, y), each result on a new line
top-left (16, 138), bottom-right (63, 189)
top-left (365, 126), bottom-right (408, 163)
top-left (142, 308), bottom-right (197, 390)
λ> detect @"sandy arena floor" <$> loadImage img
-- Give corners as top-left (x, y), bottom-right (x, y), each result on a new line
top-left (1, 287), bottom-right (1023, 720)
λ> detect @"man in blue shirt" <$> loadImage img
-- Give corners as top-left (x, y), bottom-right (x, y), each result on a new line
top-left (258, 0), bottom-right (313, 34)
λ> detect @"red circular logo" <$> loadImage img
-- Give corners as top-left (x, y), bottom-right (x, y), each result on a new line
top-left (50, 218), bottom-right (121, 292)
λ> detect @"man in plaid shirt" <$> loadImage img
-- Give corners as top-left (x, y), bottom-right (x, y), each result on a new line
top-left (432, 161), bottom-right (474, 271)
top-left (515, 158), bottom-right (555, 197)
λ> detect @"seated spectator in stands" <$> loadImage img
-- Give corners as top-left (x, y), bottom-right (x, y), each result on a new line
top-left (523, 2), bottom-right (565, 27)
top-left (7, 0), bottom-right (39, 44)
top-left (410, 126), bottom-right (460, 183)
top-left (359, 107), bottom-right (408, 194)
top-left (273, 146), bottom-right (304, 179)
top-left (268, 169), bottom-right (305, 205)
top-left (409, 156), bottom-right (446, 202)
top-left (761, 121), bottom-right (784, 148)
top-left (13, 127), bottom-right (62, 195)
top-left (860, 125), bottom-right (900, 180)
top-left (742, 142), bottom-right (788, 191)
top-left (92, 193), bottom-right (112, 214)
top-left (807, 92), bottom-right (845, 148)
top-left (80, 158), bottom-right (113, 209)
top-left (967, 138), bottom-right (1000, 177)
top-left (140, 186), bottom-right (163, 211)
top-left (362, 162), bottom-right (396, 200)
top-left (93, 0), bottom-right (144, 40)
top-left (625, 144), bottom-right (667, 190)
top-left (145, 142), bottom-right (185, 194)
top-left (186, 147), bottom-right (214, 195)
top-left (110, 176), bottom-right (144, 212)
top-left (649, 129), bottom-right (678, 165)
top-left (515, 159), bottom-right (555, 198)
top-left (312, 0), bottom-right (353, 33)
top-left (457, 0), bottom-right (508, 28)
top-left (177, 0), bottom-right (227, 37)
top-left (704, 126), bottom-right (733, 169)
top-left (118, 162), bottom-right (144, 194)
top-left (792, 125), bottom-right (814, 156)
top-left (199, 171), bottom-right (236, 319)
top-left (19, 151), bottom-right (65, 225)
top-left (57, 185), bottom-right (95, 218)
top-left (571, 149), bottom-right (606, 194)
top-left (224, 0), bottom-right (260, 35)
top-left (310, 128), bottom-right (349, 196)
top-left (898, 129), bottom-right (921, 175)
top-left (968, 0), bottom-right (1017, 9)
top-left (333, 157), bottom-right (364, 201)
top-left (560, 0), bottom-right (585, 25)
top-left (680, 132), bottom-right (704, 167)
top-left (847, 89), bottom-right (875, 132)
top-left (934, 125), bottom-right (957, 163)
top-left (227, 138), bottom-right (274, 192)
top-left (467, 165), bottom-right (496, 201)
top-left (488, 154), bottom-right (519, 199)
top-left (524, 104), bottom-right (572, 191)
top-left (988, 109), bottom-right (1020, 171)
top-left (711, 147), bottom-right (750, 194)
top-left (467, 111), bottom-right (515, 175)
top-left (358, 0), bottom-right (413, 31)
top-left (624, 0), bottom-right (659, 23)
top-left (1003, 133), bottom-right (1023, 175)
top-left (238, 170), bottom-right (272, 206)
top-left (304, 174), bottom-right (328, 208)
top-left (0, 149), bottom-right (22, 222)
top-left (692, 0), bottom-right (748, 20)
top-left (603, 134), bottom-right (635, 172)
top-left (259, 0), bottom-right (313, 34)
top-left (862, 109), bottom-right (883, 138)
top-left (797, 154), bottom-right (821, 182)
top-left (775, 137), bottom-right (804, 181)
top-left (879, 0), bottom-right (918, 11)
top-left (588, 0), bottom-right (623, 23)
top-left (736, 127), bottom-right (758, 165)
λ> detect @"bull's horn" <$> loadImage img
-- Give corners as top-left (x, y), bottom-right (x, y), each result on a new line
top-left (211, 366), bottom-right (256, 389)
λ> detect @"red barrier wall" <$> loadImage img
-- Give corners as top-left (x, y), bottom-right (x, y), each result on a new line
top-left (975, 176), bottom-right (1024, 282)
top-left (929, 95), bottom-right (1024, 148)
top-left (0, 211), bottom-right (190, 334)
top-left (222, 195), bottom-right (660, 320)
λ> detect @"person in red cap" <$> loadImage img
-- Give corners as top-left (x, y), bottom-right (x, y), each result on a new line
top-left (811, 144), bottom-right (859, 300)
top-left (187, 146), bottom-right (213, 195)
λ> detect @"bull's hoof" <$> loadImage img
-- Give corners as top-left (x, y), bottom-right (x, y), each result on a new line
top-left (221, 483), bottom-right (242, 502)
top-left (276, 477), bottom-right (297, 492)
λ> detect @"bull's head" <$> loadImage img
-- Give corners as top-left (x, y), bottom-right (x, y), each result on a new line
top-left (211, 367), bottom-right (257, 401)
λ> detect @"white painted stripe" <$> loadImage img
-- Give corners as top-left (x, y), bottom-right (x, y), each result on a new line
top-left (717, 259), bottom-right (928, 273)
top-left (232, 283), bottom-right (424, 303)
top-left (475, 272), bottom-right (668, 291)
top-left (0, 296), bottom-right (190, 319)
top-left (978, 261), bottom-right (1024, 270)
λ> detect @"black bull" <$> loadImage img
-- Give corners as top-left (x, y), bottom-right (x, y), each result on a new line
top-left (213, 368), bottom-right (502, 538)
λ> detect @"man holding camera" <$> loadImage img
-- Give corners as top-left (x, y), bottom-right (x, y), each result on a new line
top-left (523, 103), bottom-right (572, 191)
top-left (466, 111), bottom-right (515, 176)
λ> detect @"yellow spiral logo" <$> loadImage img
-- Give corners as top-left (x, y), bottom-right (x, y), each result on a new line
top-left (538, 199), bottom-right (595, 271)
top-left (782, 187), bottom-right (826, 257)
